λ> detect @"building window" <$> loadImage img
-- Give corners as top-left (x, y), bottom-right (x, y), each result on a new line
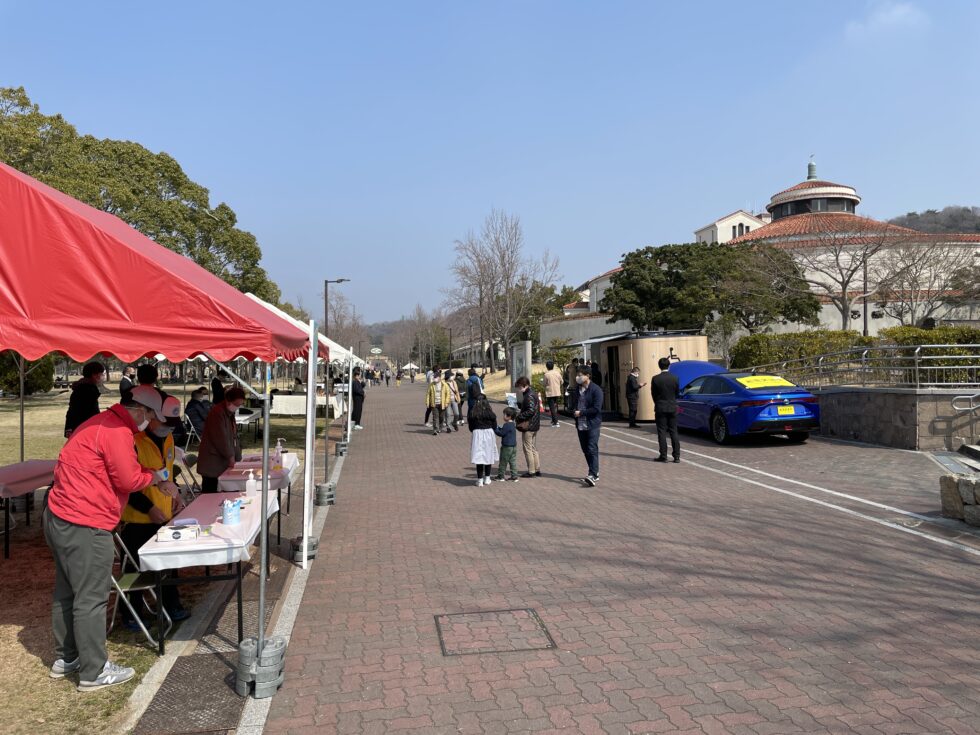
top-left (812, 198), bottom-right (827, 212)
top-left (738, 223), bottom-right (744, 236)
top-left (745, 226), bottom-right (750, 233)
top-left (732, 225), bottom-right (737, 239)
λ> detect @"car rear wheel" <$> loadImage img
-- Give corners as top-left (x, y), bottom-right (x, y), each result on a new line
top-left (710, 411), bottom-right (730, 444)
top-left (787, 431), bottom-right (809, 442)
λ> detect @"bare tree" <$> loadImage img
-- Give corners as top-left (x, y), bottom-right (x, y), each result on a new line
top-left (325, 289), bottom-right (370, 354)
top-left (448, 210), bottom-right (558, 374)
top-left (757, 217), bottom-right (916, 331)
top-left (872, 238), bottom-right (978, 325)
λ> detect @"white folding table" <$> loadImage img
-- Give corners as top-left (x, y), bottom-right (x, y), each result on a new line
top-left (138, 490), bottom-right (279, 654)
top-left (0, 459), bottom-right (57, 559)
top-left (217, 452), bottom-right (301, 542)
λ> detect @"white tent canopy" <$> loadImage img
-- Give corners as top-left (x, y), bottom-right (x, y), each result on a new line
top-left (401, 362), bottom-right (420, 371)
top-left (244, 294), bottom-right (366, 368)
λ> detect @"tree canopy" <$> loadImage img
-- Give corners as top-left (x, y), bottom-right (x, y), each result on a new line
top-left (599, 242), bottom-right (819, 333)
top-left (889, 206), bottom-right (980, 234)
top-left (0, 86), bottom-right (281, 303)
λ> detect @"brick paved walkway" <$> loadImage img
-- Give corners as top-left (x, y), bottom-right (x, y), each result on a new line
top-left (264, 383), bottom-right (980, 734)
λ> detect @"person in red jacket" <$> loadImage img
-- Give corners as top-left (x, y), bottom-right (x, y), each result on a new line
top-left (44, 385), bottom-right (180, 692)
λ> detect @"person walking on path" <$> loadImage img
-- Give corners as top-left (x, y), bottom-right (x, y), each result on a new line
top-left (446, 370), bottom-right (462, 430)
top-left (573, 366), bottom-right (603, 487)
top-left (64, 361), bottom-right (106, 438)
top-left (564, 358), bottom-right (579, 410)
top-left (423, 365), bottom-right (439, 426)
top-left (542, 361), bottom-right (563, 427)
top-left (385, 368), bottom-right (391, 387)
top-left (454, 370), bottom-right (467, 419)
top-left (494, 407), bottom-right (520, 482)
top-left (426, 372), bottom-right (451, 435)
top-left (44, 384), bottom-right (180, 692)
top-left (651, 357), bottom-right (681, 463)
top-left (465, 367), bottom-right (482, 418)
top-left (467, 395), bottom-right (498, 486)
top-left (351, 367), bottom-right (366, 430)
top-left (514, 376), bottom-right (541, 477)
top-left (626, 367), bottom-right (647, 428)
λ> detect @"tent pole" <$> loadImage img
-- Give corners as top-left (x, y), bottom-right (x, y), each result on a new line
top-left (18, 355), bottom-right (25, 462)
top-left (257, 365), bottom-right (271, 658)
top-left (303, 322), bottom-right (318, 569)
top-left (346, 347), bottom-right (354, 441)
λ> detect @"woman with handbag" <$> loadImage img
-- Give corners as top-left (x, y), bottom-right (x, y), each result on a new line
top-left (514, 376), bottom-right (541, 478)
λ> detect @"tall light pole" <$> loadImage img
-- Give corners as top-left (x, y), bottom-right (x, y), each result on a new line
top-left (321, 278), bottom-right (349, 497)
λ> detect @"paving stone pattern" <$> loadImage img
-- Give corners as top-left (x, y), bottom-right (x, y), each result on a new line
top-left (265, 383), bottom-right (980, 734)
top-left (436, 609), bottom-right (556, 656)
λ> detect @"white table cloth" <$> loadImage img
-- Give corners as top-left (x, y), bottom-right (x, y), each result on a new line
top-left (216, 450), bottom-right (300, 494)
top-left (0, 459), bottom-right (57, 499)
top-left (138, 491), bottom-right (278, 571)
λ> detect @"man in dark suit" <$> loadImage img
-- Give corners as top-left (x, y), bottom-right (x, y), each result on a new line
top-left (651, 357), bottom-right (680, 463)
top-left (625, 367), bottom-right (646, 428)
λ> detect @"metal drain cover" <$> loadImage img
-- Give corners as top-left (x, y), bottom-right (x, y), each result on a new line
top-left (133, 653), bottom-right (243, 734)
top-left (435, 608), bottom-right (556, 656)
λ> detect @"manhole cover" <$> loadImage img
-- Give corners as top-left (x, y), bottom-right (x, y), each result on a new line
top-left (435, 608), bottom-right (556, 656)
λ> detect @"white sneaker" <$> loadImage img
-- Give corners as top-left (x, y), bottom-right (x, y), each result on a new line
top-left (354, 425), bottom-right (364, 431)
top-left (475, 478), bottom-right (484, 487)
top-left (77, 660), bottom-right (135, 692)
top-left (49, 657), bottom-right (80, 679)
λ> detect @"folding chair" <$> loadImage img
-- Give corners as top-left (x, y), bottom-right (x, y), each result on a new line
top-left (182, 415), bottom-right (201, 450)
top-left (108, 532), bottom-right (172, 648)
top-left (174, 448), bottom-right (202, 503)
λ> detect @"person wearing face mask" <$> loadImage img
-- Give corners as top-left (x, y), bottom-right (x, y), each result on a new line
top-left (426, 371), bottom-right (451, 435)
top-left (119, 393), bottom-right (189, 628)
top-left (44, 384), bottom-right (181, 691)
top-left (197, 386), bottom-right (245, 493)
top-left (514, 376), bottom-right (542, 477)
top-left (351, 367), bottom-right (366, 430)
top-left (625, 367), bottom-right (647, 429)
top-left (64, 361), bottom-right (106, 438)
top-left (573, 366), bottom-right (604, 487)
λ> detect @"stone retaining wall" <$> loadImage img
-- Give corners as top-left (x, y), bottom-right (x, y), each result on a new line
top-left (812, 386), bottom-right (976, 450)
top-left (940, 474), bottom-right (980, 526)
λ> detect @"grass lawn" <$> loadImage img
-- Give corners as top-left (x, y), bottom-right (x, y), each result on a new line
top-left (0, 381), bottom-right (318, 734)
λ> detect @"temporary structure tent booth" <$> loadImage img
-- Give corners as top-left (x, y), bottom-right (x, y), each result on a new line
top-left (0, 160), bottom-right (326, 691)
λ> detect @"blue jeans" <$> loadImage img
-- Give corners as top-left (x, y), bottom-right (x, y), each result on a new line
top-left (577, 426), bottom-right (600, 477)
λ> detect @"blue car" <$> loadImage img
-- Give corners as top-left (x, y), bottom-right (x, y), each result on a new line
top-left (670, 361), bottom-right (820, 444)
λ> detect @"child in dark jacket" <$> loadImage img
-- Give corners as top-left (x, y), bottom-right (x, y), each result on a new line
top-left (494, 407), bottom-right (519, 481)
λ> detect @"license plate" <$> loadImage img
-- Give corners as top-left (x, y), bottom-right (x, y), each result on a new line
top-left (777, 405), bottom-right (795, 416)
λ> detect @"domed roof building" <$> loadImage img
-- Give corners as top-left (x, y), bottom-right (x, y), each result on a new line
top-left (710, 161), bottom-right (980, 333)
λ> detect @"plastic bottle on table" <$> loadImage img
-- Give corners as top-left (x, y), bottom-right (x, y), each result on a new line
top-left (245, 469), bottom-right (257, 497)
top-left (274, 438), bottom-right (284, 470)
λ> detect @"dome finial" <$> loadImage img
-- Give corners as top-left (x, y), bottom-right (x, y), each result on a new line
top-left (807, 155), bottom-right (817, 181)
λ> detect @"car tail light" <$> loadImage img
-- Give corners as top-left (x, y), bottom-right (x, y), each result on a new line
top-left (795, 396), bottom-right (819, 403)
top-left (739, 400), bottom-right (771, 407)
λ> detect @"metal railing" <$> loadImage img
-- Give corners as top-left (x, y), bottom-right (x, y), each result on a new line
top-left (747, 344), bottom-right (980, 389)
top-left (952, 391), bottom-right (980, 414)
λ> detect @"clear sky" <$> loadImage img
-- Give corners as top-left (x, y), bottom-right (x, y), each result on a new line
top-left (2, 1), bottom-right (979, 323)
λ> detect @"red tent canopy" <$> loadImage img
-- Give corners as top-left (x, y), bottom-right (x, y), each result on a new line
top-left (0, 162), bottom-right (326, 363)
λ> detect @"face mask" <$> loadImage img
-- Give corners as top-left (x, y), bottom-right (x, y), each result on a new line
top-left (227, 403), bottom-right (239, 414)
top-left (575, 375), bottom-right (585, 385)
top-left (151, 425), bottom-right (174, 438)
top-left (134, 409), bottom-right (150, 432)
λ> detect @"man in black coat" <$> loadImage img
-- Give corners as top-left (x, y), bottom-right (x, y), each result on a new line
top-left (625, 367), bottom-right (646, 428)
top-left (651, 357), bottom-right (680, 463)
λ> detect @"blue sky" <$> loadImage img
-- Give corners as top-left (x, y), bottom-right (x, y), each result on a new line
top-left (2, 1), bottom-right (979, 322)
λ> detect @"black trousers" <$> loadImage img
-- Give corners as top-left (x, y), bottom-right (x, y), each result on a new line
top-left (547, 396), bottom-right (559, 424)
top-left (201, 475), bottom-right (219, 493)
top-left (627, 398), bottom-right (638, 426)
top-left (352, 396), bottom-right (364, 425)
top-left (656, 412), bottom-right (680, 459)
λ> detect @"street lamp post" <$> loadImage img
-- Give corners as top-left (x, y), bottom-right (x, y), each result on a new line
top-left (321, 278), bottom-right (349, 497)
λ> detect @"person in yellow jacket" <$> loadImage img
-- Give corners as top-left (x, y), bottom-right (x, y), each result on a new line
top-left (426, 373), bottom-right (452, 435)
top-left (119, 393), bottom-right (189, 628)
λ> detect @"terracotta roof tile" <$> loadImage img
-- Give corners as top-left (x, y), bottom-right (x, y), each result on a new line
top-left (728, 212), bottom-right (922, 246)
top-left (773, 179), bottom-right (852, 196)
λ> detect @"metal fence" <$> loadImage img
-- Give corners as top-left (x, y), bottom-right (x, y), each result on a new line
top-left (748, 344), bottom-right (980, 389)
